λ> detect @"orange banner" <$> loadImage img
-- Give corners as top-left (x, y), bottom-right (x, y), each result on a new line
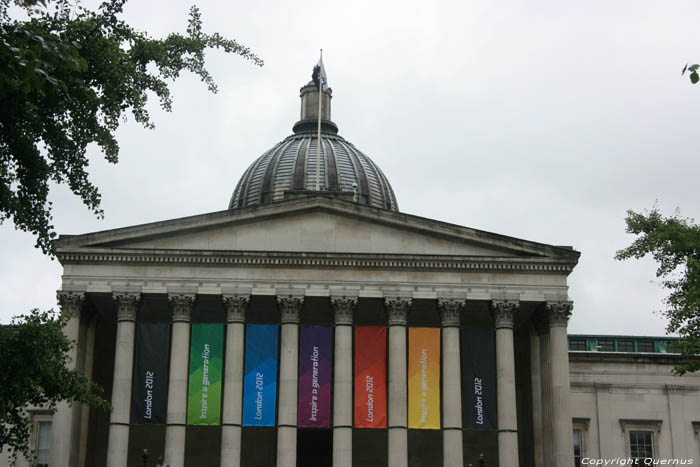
top-left (408, 327), bottom-right (440, 429)
top-left (354, 326), bottom-right (387, 428)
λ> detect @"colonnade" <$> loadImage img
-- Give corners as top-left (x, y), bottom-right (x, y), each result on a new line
top-left (53, 290), bottom-right (574, 467)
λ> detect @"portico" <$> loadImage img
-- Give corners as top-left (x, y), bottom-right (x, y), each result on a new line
top-left (49, 193), bottom-right (579, 467)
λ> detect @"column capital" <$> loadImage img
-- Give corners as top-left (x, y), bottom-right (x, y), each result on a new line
top-left (278, 295), bottom-right (304, 324)
top-left (222, 294), bottom-right (250, 324)
top-left (438, 299), bottom-right (463, 327)
top-left (57, 291), bottom-right (85, 318)
top-left (112, 292), bottom-right (140, 322)
top-left (545, 301), bottom-right (573, 327)
top-left (331, 296), bottom-right (357, 325)
top-left (491, 300), bottom-right (519, 329)
top-left (168, 293), bottom-right (195, 323)
top-left (385, 297), bottom-right (411, 326)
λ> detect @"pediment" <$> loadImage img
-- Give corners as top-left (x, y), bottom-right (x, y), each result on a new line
top-left (55, 196), bottom-right (579, 261)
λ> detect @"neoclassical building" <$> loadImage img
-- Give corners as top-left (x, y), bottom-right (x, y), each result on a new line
top-left (5, 79), bottom-right (699, 467)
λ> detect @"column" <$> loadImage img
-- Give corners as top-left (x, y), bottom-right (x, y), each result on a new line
top-left (106, 292), bottom-right (140, 467)
top-left (331, 296), bottom-right (357, 467)
top-left (276, 295), bottom-right (304, 467)
top-left (438, 299), bottom-right (464, 467)
top-left (491, 300), bottom-right (519, 467)
top-left (546, 301), bottom-right (574, 466)
top-left (535, 317), bottom-right (553, 466)
top-left (50, 291), bottom-right (84, 467)
top-left (164, 293), bottom-right (195, 467)
top-left (78, 312), bottom-right (97, 467)
top-left (221, 294), bottom-right (250, 467)
top-left (528, 328), bottom-right (543, 467)
top-left (386, 297), bottom-right (410, 467)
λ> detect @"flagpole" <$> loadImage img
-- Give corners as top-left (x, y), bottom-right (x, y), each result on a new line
top-left (316, 49), bottom-right (323, 191)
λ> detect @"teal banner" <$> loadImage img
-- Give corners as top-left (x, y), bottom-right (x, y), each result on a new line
top-left (242, 324), bottom-right (279, 426)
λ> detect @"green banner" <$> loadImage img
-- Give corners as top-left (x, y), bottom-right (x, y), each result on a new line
top-left (187, 323), bottom-right (224, 425)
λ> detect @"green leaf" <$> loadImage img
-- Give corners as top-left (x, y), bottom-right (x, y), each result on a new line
top-left (0, 0), bottom-right (262, 255)
top-left (691, 71), bottom-right (699, 84)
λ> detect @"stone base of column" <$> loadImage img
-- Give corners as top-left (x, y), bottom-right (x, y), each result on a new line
top-left (443, 430), bottom-right (463, 467)
top-left (164, 425), bottom-right (186, 467)
top-left (388, 427), bottom-right (407, 467)
top-left (333, 427), bottom-right (352, 467)
top-left (277, 426), bottom-right (297, 467)
top-left (105, 425), bottom-right (129, 467)
top-left (221, 426), bottom-right (242, 467)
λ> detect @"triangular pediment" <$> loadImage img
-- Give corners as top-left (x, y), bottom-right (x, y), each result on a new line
top-left (55, 195), bottom-right (579, 261)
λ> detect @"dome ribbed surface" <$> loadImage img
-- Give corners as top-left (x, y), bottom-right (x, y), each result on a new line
top-left (229, 130), bottom-right (399, 211)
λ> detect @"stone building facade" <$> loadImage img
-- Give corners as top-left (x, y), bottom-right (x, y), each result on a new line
top-left (2, 80), bottom-right (698, 467)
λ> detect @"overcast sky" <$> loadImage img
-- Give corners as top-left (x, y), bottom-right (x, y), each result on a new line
top-left (2, 0), bottom-right (699, 336)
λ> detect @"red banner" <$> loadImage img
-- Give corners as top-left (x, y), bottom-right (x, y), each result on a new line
top-left (354, 326), bottom-right (387, 428)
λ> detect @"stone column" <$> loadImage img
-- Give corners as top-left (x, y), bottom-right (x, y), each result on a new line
top-left (106, 292), bottom-right (140, 467)
top-left (386, 297), bottom-right (410, 467)
top-left (331, 296), bottom-right (357, 467)
top-left (164, 294), bottom-right (195, 467)
top-left (535, 318), bottom-right (553, 466)
top-left (277, 295), bottom-right (304, 467)
top-left (491, 300), bottom-right (519, 467)
top-left (221, 294), bottom-right (250, 467)
top-left (50, 291), bottom-right (84, 467)
top-left (438, 299), bottom-right (464, 467)
top-left (546, 301), bottom-right (574, 466)
top-left (78, 312), bottom-right (97, 467)
top-left (528, 328), bottom-right (543, 467)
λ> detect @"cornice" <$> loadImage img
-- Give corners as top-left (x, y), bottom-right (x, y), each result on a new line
top-left (55, 248), bottom-right (577, 274)
top-left (569, 351), bottom-right (700, 365)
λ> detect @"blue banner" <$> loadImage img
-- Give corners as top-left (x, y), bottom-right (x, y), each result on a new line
top-left (242, 324), bottom-right (279, 426)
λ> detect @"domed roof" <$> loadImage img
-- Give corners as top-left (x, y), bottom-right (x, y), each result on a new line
top-left (229, 82), bottom-right (399, 212)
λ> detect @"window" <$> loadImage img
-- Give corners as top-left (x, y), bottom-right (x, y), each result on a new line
top-left (620, 419), bottom-right (661, 463)
top-left (573, 429), bottom-right (583, 467)
top-left (629, 430), bottom-right (654, 461)
top-left (572, 418), bottom-right (589, 467)
top-left (570, 339), bottom-right (586, 351)
top-left (617, 340), bottom-right (635, 352)
top-left (36, 421), bottom-right (52, 467)
top-left (637, 340), bottom-right (654, 352)
top-left (598, 339), bottom-right (615, 351)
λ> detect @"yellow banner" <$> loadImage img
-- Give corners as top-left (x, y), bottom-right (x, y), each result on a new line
top-left (408, 327), bottom-right (441, 429)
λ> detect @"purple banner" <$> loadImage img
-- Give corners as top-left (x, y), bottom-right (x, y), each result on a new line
top-left (297, 326), bottom-right (332, 428)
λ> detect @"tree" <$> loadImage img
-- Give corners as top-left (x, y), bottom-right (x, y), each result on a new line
top-left (0, 0), bottom-right (263, 254)
top-left (615, 206), bottom-right (700, 374)
top-left (682, 64), bottom-right (699, 84)
top-left (0, 309), bottom-right (110, 464)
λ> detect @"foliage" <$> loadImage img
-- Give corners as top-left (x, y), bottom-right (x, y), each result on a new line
top-left (0, 0), bottom-right (262, 254)
top-left (616, 207), bottom-right (700, 374)
top-left (0, 309), bottom-right (110, 464)
top-left (682, 63), bottom-right (699, 84)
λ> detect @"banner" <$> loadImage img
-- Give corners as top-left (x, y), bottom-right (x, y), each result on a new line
top-left (408, 327), bottom-right (440, 429)
top-left (187, 323), bottom-right (224, 425)
top-left (354, 326), bottom-right (387, 428)
top-left (461, 327), bottom-right (497, 430)
top-left (131, 323), bottom-right (170, 424)
top-left (242, 324), bottom-right (279, 426)
top-left (297, 326), bottom-right (332, 428)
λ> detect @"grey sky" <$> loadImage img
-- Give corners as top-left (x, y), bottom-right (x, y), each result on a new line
top-left (2, 0), bottom-right (699, 336)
